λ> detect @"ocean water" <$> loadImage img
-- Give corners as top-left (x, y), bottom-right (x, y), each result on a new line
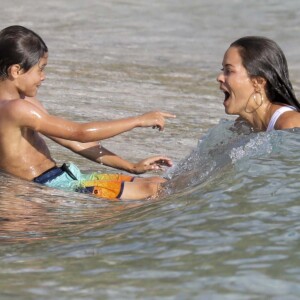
top-left (1, 0), bottom-right (300, 299)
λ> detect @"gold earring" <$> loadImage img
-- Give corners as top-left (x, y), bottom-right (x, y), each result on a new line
top-left (253, 91), bottom-right (263, 107)
top-left (245, 91), bottom-right (264, 113)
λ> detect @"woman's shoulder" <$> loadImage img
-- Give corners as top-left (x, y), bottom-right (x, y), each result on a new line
top-left (275, 108), bottom-right (300, 130)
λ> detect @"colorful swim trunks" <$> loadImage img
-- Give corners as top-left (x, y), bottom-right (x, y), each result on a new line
top-left (33, 163), bottom-right (134, 199)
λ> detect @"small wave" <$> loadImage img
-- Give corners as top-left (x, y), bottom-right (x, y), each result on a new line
top-left (163, 119), bottom-right (292, 196)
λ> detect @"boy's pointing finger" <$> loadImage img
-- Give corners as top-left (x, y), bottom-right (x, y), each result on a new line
top-left (161, 112), bottom-right (176, 118)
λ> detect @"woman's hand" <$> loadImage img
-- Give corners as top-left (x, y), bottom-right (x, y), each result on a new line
top-left (132, 156), bottom-right (173, 174)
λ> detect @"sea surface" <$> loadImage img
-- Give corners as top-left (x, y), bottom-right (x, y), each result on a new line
top-left (1, 0), bottom-right (300, 299)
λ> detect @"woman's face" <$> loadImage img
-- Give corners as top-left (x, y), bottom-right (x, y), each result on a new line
top-left (217, 46), bottom-right (255, 115)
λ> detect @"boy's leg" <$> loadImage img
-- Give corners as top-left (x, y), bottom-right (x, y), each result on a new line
top-left (77, 174), bottom-right (166, 200)
top-left (120, 179), bottom-right (164, 200)
top-left (134, 176), bottom-right (166, 184)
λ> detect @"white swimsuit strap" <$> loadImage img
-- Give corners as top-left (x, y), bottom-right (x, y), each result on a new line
top-left (266, 105), bottom-right (296, 132)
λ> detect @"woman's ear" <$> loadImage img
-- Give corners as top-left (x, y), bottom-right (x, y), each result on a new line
top-left (252, 77), bottom-right (267, 92)
top-left (8, 64), bottom-right (22, 79)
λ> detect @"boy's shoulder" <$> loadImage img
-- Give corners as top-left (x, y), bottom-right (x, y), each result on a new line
top-left (24, 96), bottom-right (45, 111)
top-left (0, 100), bottom-right (23, 126)
top-left (0, 98), bottom-right (41, 120)
top-left (0, 98), bottom-right (22, 111)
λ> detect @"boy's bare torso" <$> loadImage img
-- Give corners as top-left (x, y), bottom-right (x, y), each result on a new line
top-left (0, 98), bottom-right (56, 180)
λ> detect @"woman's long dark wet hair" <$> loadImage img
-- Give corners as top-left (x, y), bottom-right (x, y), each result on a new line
top-left (231, 36), bottom-right (300, 110)
top-left (0, 25), bottom-right (48, 79)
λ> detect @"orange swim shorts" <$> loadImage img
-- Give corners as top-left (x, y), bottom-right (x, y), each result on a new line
top-left (76, 173), bottom-right (135, 199)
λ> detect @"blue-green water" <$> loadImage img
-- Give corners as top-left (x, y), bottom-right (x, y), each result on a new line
top-left (1, 0), bottom-right (300, 299)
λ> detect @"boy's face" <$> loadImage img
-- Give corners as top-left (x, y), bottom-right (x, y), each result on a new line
top-left (17, 53), bottom-right (48, 98)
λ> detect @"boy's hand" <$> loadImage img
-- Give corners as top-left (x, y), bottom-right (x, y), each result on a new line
top-left (132, 156), bottom-right (173, 174)
top-left (137, 111), bottom-right (176, 131)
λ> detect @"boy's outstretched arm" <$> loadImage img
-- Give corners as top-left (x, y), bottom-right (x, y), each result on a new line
top-left (50, 138), bottom-right (172, 174)
top-left (14, 99), bottom-right (176, 142)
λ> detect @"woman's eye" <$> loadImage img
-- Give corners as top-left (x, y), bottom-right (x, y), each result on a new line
top-left (223, 68), bottom-right (231, 75)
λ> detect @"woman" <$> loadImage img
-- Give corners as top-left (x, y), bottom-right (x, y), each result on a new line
top-left (217, 36), bottom-right (300, 131)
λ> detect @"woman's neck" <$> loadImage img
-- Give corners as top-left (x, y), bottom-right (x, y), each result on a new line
top-left (240, 101), bottom-right (278, 131)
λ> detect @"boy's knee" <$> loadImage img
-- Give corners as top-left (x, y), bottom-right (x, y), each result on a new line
top-left (145, 181), bottom-right (160, 195)
top-left (135, 176), bottom-right (166, 184)
top-left (120, 180), bottom-right (162, 200)
top-left (149, 176), bottom-right (166, 184)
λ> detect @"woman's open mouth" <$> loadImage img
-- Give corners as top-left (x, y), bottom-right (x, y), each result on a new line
top-left (223, 91), bottom-right (230, 103)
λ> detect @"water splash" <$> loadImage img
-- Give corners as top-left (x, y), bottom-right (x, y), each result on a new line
top-left (163, 119), bottom-right (285, 195)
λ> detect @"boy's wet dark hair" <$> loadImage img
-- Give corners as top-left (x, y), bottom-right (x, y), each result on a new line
top-left (231, 36), bottom-right (300, 110)
top-left (0, 25), bottom-right (48, 79)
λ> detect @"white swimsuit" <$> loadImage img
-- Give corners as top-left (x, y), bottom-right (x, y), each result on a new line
top-left (266, 106), bottom-right (296, 132)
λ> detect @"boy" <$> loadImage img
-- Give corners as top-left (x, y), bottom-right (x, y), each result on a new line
top-left (0, 25), bottom-right (176, 200)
